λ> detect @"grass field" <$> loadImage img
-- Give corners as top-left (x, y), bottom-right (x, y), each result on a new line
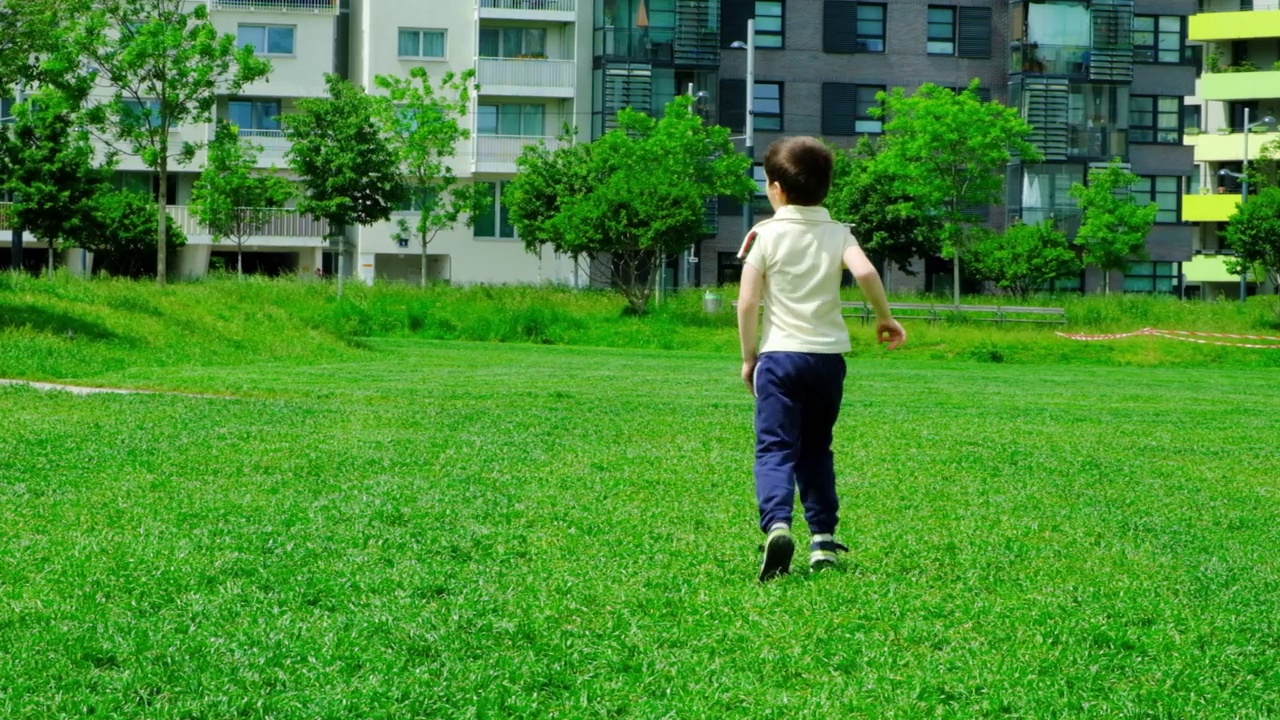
top-left (4, 339), bottom-right (1280, 718)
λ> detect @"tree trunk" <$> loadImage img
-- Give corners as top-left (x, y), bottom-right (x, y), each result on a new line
top-left (1103, 271), bottom-right (1111, 295)
top-left (157, 158), bottom-right (169, 286)
top-left (47, 244), bottom-right (54, 279)
top-left (421, 247), bottom-right (428, 289)
top-left (952, 253), bottom-right (961, 307)
top-left (237, 248), bottom-right (244, 279)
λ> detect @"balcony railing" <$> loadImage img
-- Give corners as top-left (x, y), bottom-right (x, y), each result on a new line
top-left (477, 57), bottom-right (576, 92)
top-left (238, 128), bottom-right (291, 162)
top-left (480, 0), bottom-right (576, 10)
top-left (474, 134), bottom-right (565, 169)
top-left (595, 27), bottom-right (677, 63)
top-left (1011, 43), bottom-right (1091, 76)
top-left (212, 0), bottom-right (339, 14)
top-left (167, 206), bottom-right (329, 238)
top-left (1197, 1), bottom-right (1280, 11)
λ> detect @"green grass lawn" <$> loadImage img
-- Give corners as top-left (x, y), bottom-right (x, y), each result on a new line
top-left (3, 340), bottom-right (1280, 718)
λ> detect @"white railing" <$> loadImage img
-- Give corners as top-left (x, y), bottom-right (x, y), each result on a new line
top-left (477, 58), bottom-right (576, 90)
top-left (213, 0), bottom-right (339, 14)
top-left (479, 0), bottom-right (576, 11)
top-left (474, 135), bottom-right (565, 167)
top-left (167, 206), bottom-right (329, 238)
top-left (238, 129), bottom-right (292, 162)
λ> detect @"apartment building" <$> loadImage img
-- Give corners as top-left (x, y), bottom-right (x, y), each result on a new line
top-left (1181, 0), bottom-right (1280, 299)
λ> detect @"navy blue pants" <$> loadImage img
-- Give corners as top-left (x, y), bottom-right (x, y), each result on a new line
top-left (753, 351), bottom-right (847, 534)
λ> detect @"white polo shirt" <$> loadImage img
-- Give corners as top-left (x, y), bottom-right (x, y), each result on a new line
top-left (740, 205), bottom-right (856, 355)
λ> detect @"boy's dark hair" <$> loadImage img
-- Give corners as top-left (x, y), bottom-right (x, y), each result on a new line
top-left (762, 136), bottom-right (833, 206)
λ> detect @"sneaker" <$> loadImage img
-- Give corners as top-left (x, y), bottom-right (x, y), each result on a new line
top-left (758, 526), bottom-right (794, 582)
top-left (809, 538), bottom-right (849, 570)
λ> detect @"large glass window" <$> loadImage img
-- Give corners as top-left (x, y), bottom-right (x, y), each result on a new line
top-left (1124, 261), bottom-right (1180, 294)
top-left (718, 252), bottom-right (743, 285)
top-left (856, 3), bottom-right (885, 53)
top-left (1131, 176), bottom-right (1180, 223)
top-left (398, 29), bottom-right (446, 59)
top-left (927, 6), bottom-right (956, 55)
top-left (236, 24), bottom-right (295, 56)
top-left (753, 82), bottom-right (782, 131)
top-left (123, 99), bottom-right (163, 129)
top-left (755, 1), bottom-right (783, 48)
top-left (1129, 96), bottom-right (1180, 144)
top-left (479, 27), bottom-right (548, 58)
top-left (477, 104), bottom-right (546, 136)
top-left (1134, 15), bottom-right (1182, 64)
top-left (226, 99), bottom-right (281, 134)
top-left (473, 181), bottom-right (515, 239)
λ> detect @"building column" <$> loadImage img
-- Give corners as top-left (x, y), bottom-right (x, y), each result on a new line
top-left (175, 244), bottom-right (211, 279)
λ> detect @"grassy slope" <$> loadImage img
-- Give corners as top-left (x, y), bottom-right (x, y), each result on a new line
top-left (2, 341), bottom-right (1279, 718)
top-left (2, 273), bottom-right (1280, 383)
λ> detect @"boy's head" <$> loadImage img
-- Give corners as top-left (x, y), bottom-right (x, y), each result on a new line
top-left (762, 136), bottom-right (833, 207)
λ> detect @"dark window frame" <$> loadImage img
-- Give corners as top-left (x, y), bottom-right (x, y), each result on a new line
top-left (754, 0), bottom-right (784, 49)
top-left (1129, 95), bottom-right (1181, 145)
top-left (753, 81), bottom-right (783, 131)
top-left (927, 5), bottom-right (956, 56)
top-left (856, 3), bottom-right (886, 53)
top-left (717, 252), bottom-right (744, 285)
top-left (1133, 15), bottom-right (1183, 64)
top-left (1123, 261), bottom-right (1181, 294)
top-left (821, 83), bottom-right (883, 136)
top-left (1131, 175), bottom-right (1181, 224)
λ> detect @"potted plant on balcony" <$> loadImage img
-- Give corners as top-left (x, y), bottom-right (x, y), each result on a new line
top-left (1184, 126), bottom-right (1201, 136)
top-left (1218, 126), bottom-right (1233, 135)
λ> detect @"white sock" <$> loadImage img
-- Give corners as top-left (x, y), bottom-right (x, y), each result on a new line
top-left (812, 533), bottom-right (833, 544)
top-left (768, 522), bottom-right (789, 533)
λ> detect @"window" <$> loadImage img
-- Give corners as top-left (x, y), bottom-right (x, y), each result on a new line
top-left (755, 1), bottom-right (783, 48)
top-left (1131, 176), bottom-right (1180, 223)
top-left (237, 24), bottom-right (295, 56)
top-left (479, 27), bottom-right (547, 58)
top-left (1129, 96), bottom-right (1180, 144)
top-left (473, 181), bottom-right (515, 239)
top-left (718, 252), bottom-right (743, 285)
top-left (1, 97), bottom-right (17, 123)
top-left (123, 98), bottom-right (163, 129)
top-left (1183, 103), bottom-right (1202, 133)
top-left (396, 187), bottom-right (438, 214)
top-left (927, 6), bottom-right (956, 55)
top-left (398, 29), bottom-right (446, 59)
top-left (1124, 261), bottom-right (1180, 294)
top-left (1133, 15), bottom-right (1182, 64)
top-left (752, 164), bottom-right (771, 214)
top-left (226, 99), bottom-right (281, 134)
top-left (821, 83), bottom-right (882, 135)
top-left (856, 3), bottom-right (885, 52)
top-left (477, 104), bottom-right (545, 136)
top-left (753, 82), bottom-right (782, 131)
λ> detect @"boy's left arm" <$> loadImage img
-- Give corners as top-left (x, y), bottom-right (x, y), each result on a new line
top-left (737, 262), bottom-right (764, 395)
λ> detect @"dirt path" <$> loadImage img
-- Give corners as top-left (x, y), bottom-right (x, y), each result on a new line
top-left (0, 379), bottom-right (228, 398)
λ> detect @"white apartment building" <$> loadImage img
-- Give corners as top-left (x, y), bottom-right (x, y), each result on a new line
top-left (2, 0), bottom-right (591, 285)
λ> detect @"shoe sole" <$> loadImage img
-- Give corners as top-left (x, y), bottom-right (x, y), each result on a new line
top-left (758, 533), bottom-right (794, 582)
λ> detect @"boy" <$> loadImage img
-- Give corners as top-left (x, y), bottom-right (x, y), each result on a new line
top-left (736, 136), bottom-right (905, 582)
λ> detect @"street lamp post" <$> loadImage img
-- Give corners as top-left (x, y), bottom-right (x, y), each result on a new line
top-left (7, 82), bottom-right (25, 272)
top-left (730, 19), bottom-right (756, 241)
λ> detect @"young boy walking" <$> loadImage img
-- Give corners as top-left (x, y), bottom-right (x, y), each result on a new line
top-left (736, 136), bottom-right (906, 582)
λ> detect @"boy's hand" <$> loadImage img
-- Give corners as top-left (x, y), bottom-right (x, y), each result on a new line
top-left (741, 358), bottom-right (757, 395)
top-left (876, 319), bottom-right (906, 350)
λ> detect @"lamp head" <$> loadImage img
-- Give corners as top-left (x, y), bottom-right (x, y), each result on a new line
top-left (730, 41), bottom-right (748, 49)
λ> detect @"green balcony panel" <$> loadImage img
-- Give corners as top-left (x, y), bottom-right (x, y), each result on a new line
top-left (1201, 71), bottom-right (1280, 102)
top-left (1183, 193), bottom-right (1242, 223)
top-left (1189, 10), bottom-right (1280, 42)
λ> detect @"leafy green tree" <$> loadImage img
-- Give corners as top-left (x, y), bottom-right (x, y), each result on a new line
top-left (191, 121), bottom-right (295, 277)
top-left (283, 73), bottom-right (409, 296)
top-left (73, 0), bottom-right (271, 284)
top-left (1068, 160), bottom-right (1158, 294)
top-left (0, 92), bottom-right (114, 277)
top-left (1224, 186), bottom-right (1280, 317)
top-left (0, 0), bottom-right (86, 91)
top-left (374, 67), bottom-right (480, 288)
top-left (828, 136), bottom-right (942, 279)
top-left (505, 96), bottom-right (755, 314)
top-left (872, 81), bottom-right (1041, 305)
top-left (84, 189), bottom-right (187, 278)
top-left (969, 219), bottom-right (1081, 299)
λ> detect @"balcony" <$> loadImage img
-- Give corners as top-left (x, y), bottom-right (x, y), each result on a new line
top-left (212, 0), bottom-right (338, 14)
top-left (1185, 129), bottom-right (1280, 162)
top-left (1184, 253), bottom-right (1246, 284)
top-left (238, 129), bottom-right (292, 166)
top-left (1182, 193), bottom-right (1242, 222)
top-left (473, 134), bottom-right (566, 173)
top-left (1011, 43), bottom-right (1091, 76)
top-left (478, 0), bottom-right (575, 22)
top-left (1200, 70), bottom-right (1280, 101)
top-left (595, 27), bottom-right (677, 63)
top-left (477, 58), bottom-right (576, 98)
top-left (1190, 6), bottom-right (1280, 42)
top-left (167, 206), bottom-right (330, 240)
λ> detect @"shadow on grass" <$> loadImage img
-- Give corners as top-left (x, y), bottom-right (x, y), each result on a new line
top-left (0, 303), bottom-right (120, 340)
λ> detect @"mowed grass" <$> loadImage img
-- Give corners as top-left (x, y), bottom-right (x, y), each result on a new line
top-left (3, 340), bottom-right (1280, 718)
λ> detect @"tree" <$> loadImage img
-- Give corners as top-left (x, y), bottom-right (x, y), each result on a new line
top-left (505, 96), bottom-right (755, 314)
top-left (374, 67), bottom-right (480, 288)
top-left (1068, 160), bottom-right (1158, 294)
top-left (191, 121), bottom-right (295, 277)
top-left (73, 0), bottom-right (271, 284)
top-left (969, 219), bottom-right (1081, 299)
top-left (0, 91), bottom-right (114, 277)
top-left (1224, 187), bottom-right (1280, 317)
top-left (872, 81), bottom-right (1042, 305)
top-left (84, 189), bottom-right (188, 278)
top-left (0, 0), bottom-right (86, 91)
top-left (828, 136), bottom-right (942, 278)
top-left (283, 73), bottom-right (409, 296)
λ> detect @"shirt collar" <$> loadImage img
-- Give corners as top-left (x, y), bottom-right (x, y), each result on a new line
top-left (770, 205), bottom-right (834, 222)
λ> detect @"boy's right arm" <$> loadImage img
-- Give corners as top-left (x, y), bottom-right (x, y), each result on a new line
top-left (843, 243), bottom-right (906, 350)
